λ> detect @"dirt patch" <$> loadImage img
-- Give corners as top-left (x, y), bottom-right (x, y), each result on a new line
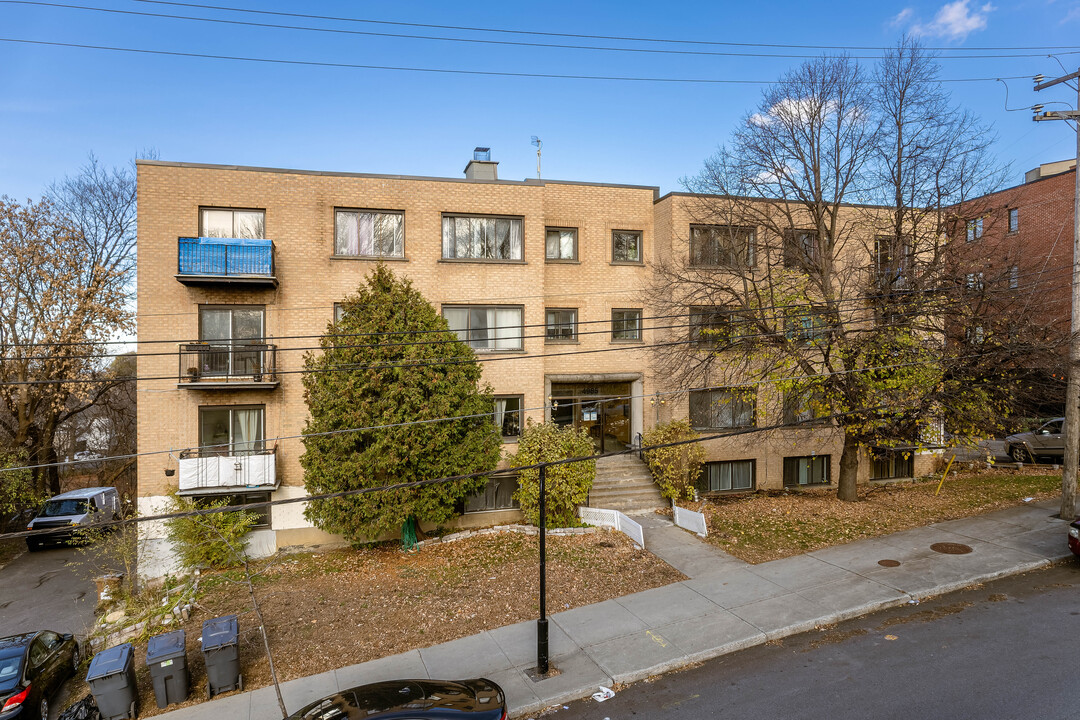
top-left (0, 539), bottom-right (22, 571)
top-left (70, 529), bottom-right (683, 717)
top-left (805, 628), bottom-right (868, 650)
top-left (876, 601), bottom-right (974, 629)
top-left (987, 593), bottom-right (1008, 602)
top-left (695, 471), bottom-right (1062, 564)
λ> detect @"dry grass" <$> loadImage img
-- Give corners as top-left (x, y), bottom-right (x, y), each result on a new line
top-left (73, 529), bottom-right (683, 717)
top-left (696, 469), bottom-right (1062, 564)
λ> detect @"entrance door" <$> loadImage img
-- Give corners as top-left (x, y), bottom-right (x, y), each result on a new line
top-left (550, 383), bottom-right (633, 453)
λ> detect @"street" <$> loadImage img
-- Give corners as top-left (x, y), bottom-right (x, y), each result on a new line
top-left (552, 560), bottom-right (1080, 720)
top-left (0, 545), bottom-right (98, 638)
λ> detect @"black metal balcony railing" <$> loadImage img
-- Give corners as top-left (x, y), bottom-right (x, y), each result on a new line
top-left (179, 343), bottom-right (277, 384)
top-left (176, 237), bottom-right (276, 286)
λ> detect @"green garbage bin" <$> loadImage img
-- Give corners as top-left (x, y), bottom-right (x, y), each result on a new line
top-left (146, 629), bottom-right (188, 708)
top-left (86, 643), bottom-right (137, 720)
top-left (201, 615), bottom-right (242, 698)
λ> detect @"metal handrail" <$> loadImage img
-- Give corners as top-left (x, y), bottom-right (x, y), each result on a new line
top-left (179, 342), bottom-right (277, 382)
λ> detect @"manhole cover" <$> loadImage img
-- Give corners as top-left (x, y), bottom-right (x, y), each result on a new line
top-left (877, 559), bottom-right (901, 567)
top-left (930, 542), bottom-right (973, 555)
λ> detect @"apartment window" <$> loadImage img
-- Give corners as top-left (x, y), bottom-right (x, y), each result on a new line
top-left (493, 396), bottom-right (523, 439)
top-left (200, 208), bottom-right (265, 239)
top-left (197, 491), bottom-right (271, 528)
top-left (545, 308), bottom-right (578, 342)
top-left (1009, 265), bottom-right (1019, 289)
top-left (441, 215), bottom-right (523, 260)
top-left (783, 388), bottom-right (827, 424)
top-left (333, 303), bottom-right (346, 323)
top-left (689, 307), bottom-right (749, 346)
top-left (699, 460), bottom-right (755, 493)
top-left (869, 449), bottom-right (913, 481)
top-left (784, 309), bottom-right (829, 344)
top-left (965, 272), bottom-right (984, 291)
top-left (442, 306), bottom-right (523, 351)
top-left (612, 230), bottom-right (643, 263)
top-left (689, 388), bottom-right (756, 429)
top-left (465, 475), bottom-right (520, 513)
top-left (199, 406), bottom-right (265, 455)
top-left (783, 229), bottom-right (819, 268)
top-left (611, 309), bottom-right (642, 341)
top-left (966, 325), bottom-right (985, 345)
top-left (874, 235), bottom-right (912, 288)
top-left (690, 225), bottom-right (755, 268)
top-left (965, 217), bottom-right (983, 242)
top-left (334, 210), bottom-right (404, 258)
top-left (545, 228), bottom-right (578, 261)
top-left (198, 306), bottom-right (265, 376)
top-left (1008, 208), bottom-right (1019, 234)
top-left (783, 455), bottom-right (829, 487)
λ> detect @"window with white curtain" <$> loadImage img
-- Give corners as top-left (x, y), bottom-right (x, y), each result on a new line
top-left (442, 306), bottom-right (523, 351)
top-left (493, 396), bottom-right (523, 438)
top-left (199, 406), bottom-right (265, 456)
top-left (334, 210), bottom-right (404, 258)
top-left (689, 388), bottom-right (756, 429)
top-left (442, 215), bottom-right (523, 260)
top-left (700, 460), bottom-right (755, 493)
top-left (200, 208), bottom-right (265, 239)
top-left (545, 228), bottom-right (577, 261)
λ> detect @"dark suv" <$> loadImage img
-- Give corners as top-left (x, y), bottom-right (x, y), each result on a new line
top-left (1004, 418), bottom-right (1065, 463)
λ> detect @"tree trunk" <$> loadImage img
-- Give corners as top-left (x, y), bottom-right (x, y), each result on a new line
top-left (837, 433), bottom-right (860, 502)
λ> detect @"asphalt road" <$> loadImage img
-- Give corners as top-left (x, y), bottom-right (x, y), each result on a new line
top-left (552, 560), bottom-right (1080, 720)
top-left (0, 544), bottom-right (98, 639)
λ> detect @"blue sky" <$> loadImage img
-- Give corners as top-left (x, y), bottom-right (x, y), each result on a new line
top-left (2, 0), bottom-right (1080, 199)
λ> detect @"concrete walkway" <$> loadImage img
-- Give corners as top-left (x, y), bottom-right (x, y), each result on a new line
top-left (635, 512), bottom-right (746, 578)
top-left (158, 500), bottom-right (1075, 720)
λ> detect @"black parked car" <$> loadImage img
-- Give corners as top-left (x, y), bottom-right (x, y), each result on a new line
top-left (287, 679), bottom-right (506, 720)
top-left (0, 632), bottom-right (80, 720)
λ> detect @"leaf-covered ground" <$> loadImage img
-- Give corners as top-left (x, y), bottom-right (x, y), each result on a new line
top-left (696, 470), bottom-right (1063, 564)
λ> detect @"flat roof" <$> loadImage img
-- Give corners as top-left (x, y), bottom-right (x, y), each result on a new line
top-left (136, 159), bottom-right (660, 195)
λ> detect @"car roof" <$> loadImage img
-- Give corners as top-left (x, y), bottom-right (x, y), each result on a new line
top-left (0, 634), bottom-right (36, 655)
top-left (46, 487), bottom-right (115, 501)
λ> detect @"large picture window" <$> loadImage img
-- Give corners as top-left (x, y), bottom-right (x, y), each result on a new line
top-left (442, 215), bottom-right (523, 260)
top-left (199, 406), bottom-right (265, 455)
top-left (443, 306), bottom-right (523, 351)
top-left (699, 460), bottom-right (755, 493)
top-left (689, 388), bottom-right (756, 429)
top-left (335, 210), bottom-right (404, 258)
top-left (690, 225), bottom-right (755, 268)
top-left (200, 208), bottom-right (265, 239)
top-left (783, 455), bottom-right (830, 487)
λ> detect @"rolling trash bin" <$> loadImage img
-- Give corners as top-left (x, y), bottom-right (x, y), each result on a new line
top-left (146, 629), bottom-right (189, 708)
top-left (201, 614), bottom-right (242, 697)
top-left (86, 643), bottom-right (137, 720)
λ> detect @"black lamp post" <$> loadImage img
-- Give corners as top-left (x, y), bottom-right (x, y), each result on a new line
top-left (536, 463), bottom-right (549, 674)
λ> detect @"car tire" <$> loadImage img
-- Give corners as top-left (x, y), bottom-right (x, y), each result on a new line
top-left (39, 695), bottom-right (48, 720)
top-left (1010, 445), bottom-right (1032, 463)
top-left (27, 540), bottom-right (41, 552)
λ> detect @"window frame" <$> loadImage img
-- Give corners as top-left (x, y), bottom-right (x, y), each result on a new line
top-left (545, 308), bottom-right (579, 343)
top-left (690, 224), bottom-right (756, 269)
top-left (198, 404), bottom-right (266, 455)
top-left (493, 395), bottom-right (524, 440)
top-left (783, 308), bottom-right (829, 344)
top-left (874, 235), bottom-right (913, 288)
top-left (783, 229), bottom-right (819, 268)
top-left (1007, 208), bottom-right (1019, 234)
top-left (199, 207), bottom-right (266, 240)
top-left (689, 387), bottom-right (757, 430)
top-left (1009, 265), bottom-right (1019, 289)
top-left (464, 474), bottom-right (521, 514)
top-left (440, 213), bottom-right (525, 262)
top-left (783, 455), bottom-right (831, 487)
top-left (965, 217), bottom-right (984, 242)
top-left (783, 387), bottom-right (828, 425)
top-left (610, 308), bottom-right (643, 342)
top-left (869, 449), bottom-right (914, 481)
top-left (441, 304), bottom-right (525, 352)
top-left (611, 230), bottom-right (644, 265)
top-left (333, 208), bottom-right (405, 259)
top-left (699, 459), bottom-right (756, 494)
top-left (689, 306), bottom-right (750, 346)
top-left (197, 491), bottom-right (272, 529)
top-left (545, 227), bottom-right (579, 262)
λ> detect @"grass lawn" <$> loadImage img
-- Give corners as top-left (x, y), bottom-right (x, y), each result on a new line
top-left (698, 469), bottom-right (1063, 564)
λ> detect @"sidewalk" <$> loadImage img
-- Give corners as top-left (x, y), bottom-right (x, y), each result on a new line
top-left (159, 500), bottom-right (1073, 720)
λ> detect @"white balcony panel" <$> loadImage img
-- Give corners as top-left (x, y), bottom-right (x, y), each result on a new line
top-left (178, 451), bottom-right (277, 493)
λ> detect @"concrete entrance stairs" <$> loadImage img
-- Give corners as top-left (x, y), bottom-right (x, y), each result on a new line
top-left (588, 453), bottom-right (667, 514)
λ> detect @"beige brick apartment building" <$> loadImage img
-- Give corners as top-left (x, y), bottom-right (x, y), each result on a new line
top-left (136, 152), bottom-right (928, 575)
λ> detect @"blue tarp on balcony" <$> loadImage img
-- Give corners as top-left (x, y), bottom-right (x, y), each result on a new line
top-left (178, 237), bottom-right (273, 277)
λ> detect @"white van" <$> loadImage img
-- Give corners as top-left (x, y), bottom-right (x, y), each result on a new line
top-left (25, 487), bottom-right (120, 551)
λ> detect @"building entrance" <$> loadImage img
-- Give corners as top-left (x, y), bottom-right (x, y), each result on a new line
top-left (550, 382), bottom-right (632, 453)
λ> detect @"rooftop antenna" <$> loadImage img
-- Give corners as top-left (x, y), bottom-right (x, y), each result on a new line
top-left (531, 136), bottom-right (542, 179)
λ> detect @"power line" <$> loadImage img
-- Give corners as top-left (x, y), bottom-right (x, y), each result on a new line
top-left (127, 1), bottom-right (1080, 53)
top-left (4, 2), bottom-right (1073, 61)
top-left (0, 38), bottom-right (1037, 85)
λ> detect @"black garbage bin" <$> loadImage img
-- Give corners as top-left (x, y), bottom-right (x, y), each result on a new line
top-left (201, 614), bottom-right (242, 698)
top-left (146, 629), bottom-right (189, 708)
top-left (86, 643), bottom-right (137, 720)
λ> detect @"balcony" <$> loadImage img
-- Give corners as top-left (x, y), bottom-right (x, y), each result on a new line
top-left (176, 237), bottom-right (277, 287)
top-left (178, 343), bottom-right (279, 389)
top-left (177, 447), bottom-right (277, 494)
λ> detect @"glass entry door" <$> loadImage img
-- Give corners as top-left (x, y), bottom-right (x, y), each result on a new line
top-left (551, 383), bottom-right (632, 453)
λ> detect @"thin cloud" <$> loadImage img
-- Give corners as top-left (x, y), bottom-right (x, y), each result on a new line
top-left (890, 8), bottom-right (915, 26)
top-left (909, 1), bottom-right (994, 40)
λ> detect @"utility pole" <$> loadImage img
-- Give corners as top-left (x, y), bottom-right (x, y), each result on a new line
top-left (1034, 69), bottom-right (1080, 520)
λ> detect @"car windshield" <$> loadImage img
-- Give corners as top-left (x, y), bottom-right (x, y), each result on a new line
top-left (40, 499), bottom-right (91, 517)
top-left (0, 651), bottom-right (23, 692)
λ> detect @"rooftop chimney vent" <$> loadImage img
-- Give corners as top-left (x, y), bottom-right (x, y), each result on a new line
top-left (465, 147), bottom-right (498, 180)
